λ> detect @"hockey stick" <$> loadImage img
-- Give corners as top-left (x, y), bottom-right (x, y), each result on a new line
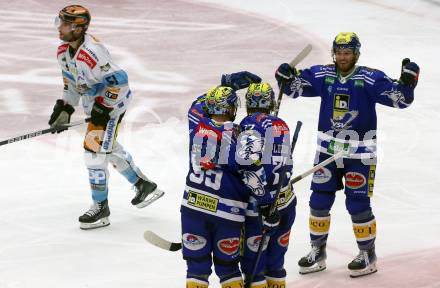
top-left (142, 144), bottom-right (345, 254)
top-left (289, 150), bottom-right (344, 187)
top-left (273, 44), bottom-right (313, 117)
top-left (143, 230), bottom-right (182, 252)
top-left (245, 151), bottom-right (344, 287)
top-left (0, 118), bottom-right (91, 147)
top-left (245, 121), bottom-right (302, 287)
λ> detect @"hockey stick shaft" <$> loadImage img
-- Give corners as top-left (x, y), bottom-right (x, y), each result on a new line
top-left (245, 121), bottom-right (301, 287)
top-left (0, 118), bottom-right (90, 147)
top-left (289, 150), bottom-right (344, 186)
top-left (273, 44), bottom-right (312, 117)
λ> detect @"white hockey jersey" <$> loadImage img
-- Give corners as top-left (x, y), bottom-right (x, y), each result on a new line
top-left (57, 34), bottom-right (132, 117)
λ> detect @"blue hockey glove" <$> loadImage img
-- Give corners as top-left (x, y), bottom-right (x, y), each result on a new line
top-left (221, 71), bottom-right (261, 90)
top-left (275, 63), bottom-right (297, 85)
top-left (400, 59), bottom-right (419, 89)
top-left (259, 205), bottom-right (280, 235)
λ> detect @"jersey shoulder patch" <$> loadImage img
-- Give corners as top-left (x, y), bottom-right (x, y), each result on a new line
top-left (57, 43), bottom-right (69, 57)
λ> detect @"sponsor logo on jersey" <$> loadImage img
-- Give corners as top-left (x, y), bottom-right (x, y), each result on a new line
top-left (84, 46), bottom-right (99, 61)
top-left (354, 79), bottom-right (364, 87)
top-left (196, 122), bottom-right (222, 140)
top-left (100, 63), bottom-right (111, 72)
top-left (187, 191), bottom-right (218, 212)
top-left (105, 91), bottom-right (118, 100)
top-left (345, 172), bottom-right (366, 189)
top-left (271, 120), bottom-right (289, 137)
top-left (230, 207), bottom-right (240, 214)
top-left (217, 238), bottom-right (240, 255)
top-left (76, 83), bottom-right (89, 94)
top-left (182, 233), bottom-right (207, 251)
top-left (325, 76), bottom-right (335, 85)
top-left (57, 44), bottom-right (69, 57)
top-left (278, 230), bottom-right (291, 247)
top-left (333, 94), bottom-right (350, 119)
top-left (190, 108), bottom-right (204, 119)
top-left (105, 87), bottom-right (120, 100)
top-left (77, 49), bottom-right (97, 69)
top-left (312, 167), bottom-right (332, 184)
top-left (246, 235), bottom-right (269, 253)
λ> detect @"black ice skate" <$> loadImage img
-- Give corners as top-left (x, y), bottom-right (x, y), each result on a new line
top-left (298, 244), bottom-right (327, 274)
top-left (131, 178), bottom-right (164, 208)
top-left (348, 247), bottom-right (377, 278)
top-left (79, 199), bottom-right (110, 230)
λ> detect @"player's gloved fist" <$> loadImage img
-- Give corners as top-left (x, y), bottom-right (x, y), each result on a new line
top-left (275, 63), bottom-right (297, 84)
top-left (48, 99), bottom-right (75, 134)
top-left (400, 58), bottom-right (420, 89)
top-left (221, 71), bottom-right (262, 90)
top-left (91, 98), bottom-right (113, 127)
top-left (259, 205), bottom-right (280, 235)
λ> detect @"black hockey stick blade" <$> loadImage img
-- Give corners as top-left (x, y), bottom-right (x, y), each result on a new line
top-left (143, 230), bottom-right (182, 252)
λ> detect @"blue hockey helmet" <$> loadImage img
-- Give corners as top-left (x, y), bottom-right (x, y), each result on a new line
top-left (204, 85), bottom-right (239, 117)
top-left (245, 82), bottom-right (275, 112)
top-left (332, 32), bottom-right (361, 56)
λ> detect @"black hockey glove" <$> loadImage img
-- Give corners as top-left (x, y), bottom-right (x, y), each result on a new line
top-left (259, 205), bottom-right (280, 235)
top-left (399, 58), bottom-right (420, 89)
top-left (221, 71), bottom-right (261, 90)
top-left (48, 99), bottom-right (75, 134)
top-left (91, 101), bottom-right (113, 127)
top-left (275, 63), bottom-right (297, 86)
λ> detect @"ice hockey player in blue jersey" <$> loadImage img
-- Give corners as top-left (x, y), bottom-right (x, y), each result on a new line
top-left (238, 82), bottom-right (295, 288)
top-left (49, 5), bottom-right (164, 230)
top-left (182, 84), bottom-right (265, 288)
top-left (275, 32), bottom-right (420, 277)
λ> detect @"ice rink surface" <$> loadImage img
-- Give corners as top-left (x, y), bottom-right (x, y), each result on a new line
top-left (0, 0), bottom-right (439, 287)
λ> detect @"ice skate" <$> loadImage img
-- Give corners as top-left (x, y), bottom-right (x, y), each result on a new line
top-left (298, 244), bottom-right (327, 274)
top-left (348, 247), bottom-right (377, 278)
top-left (131, 178), bottom-right (164, 208)
top-left (79, 199), bottom-right (110, 230)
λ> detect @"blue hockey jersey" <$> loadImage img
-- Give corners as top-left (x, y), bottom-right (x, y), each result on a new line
top-left (283, 64), bottom-right (414, 159)
top-left (182, 96), bottom-right (261, 223)
top-left (239, 112), bottom-right (294, 217)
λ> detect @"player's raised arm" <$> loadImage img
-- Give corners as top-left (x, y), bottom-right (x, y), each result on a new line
top-left (373, 59), bottom-right (419, 109)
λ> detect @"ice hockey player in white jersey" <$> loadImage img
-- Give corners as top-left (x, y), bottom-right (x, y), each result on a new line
top-left (50, 5), bottom-right (164, 229)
